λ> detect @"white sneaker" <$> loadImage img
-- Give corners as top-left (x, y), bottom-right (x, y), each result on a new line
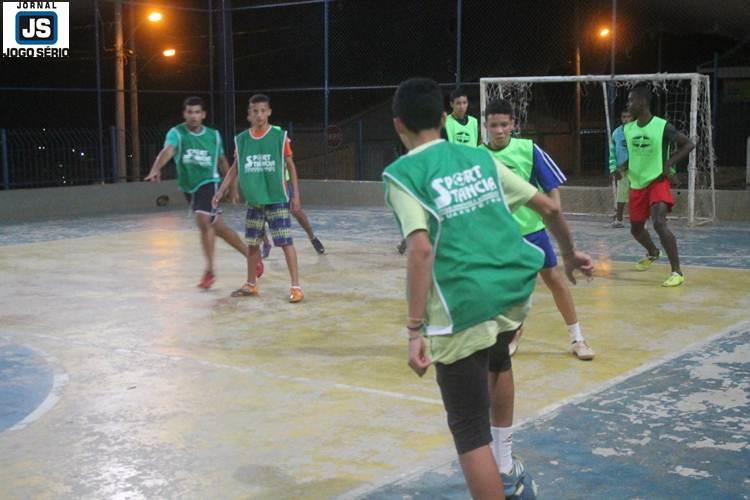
top-left (571, 340), bottom-right (595, 360)
top-left (508, 328), bottom-right (523, 357)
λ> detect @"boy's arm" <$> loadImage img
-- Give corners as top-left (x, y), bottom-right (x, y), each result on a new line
top-left (608, 135), bottom-right (618, 173)
top-left (526, 192), bottom-right (594, 284)
top-left (286, 156), bottom-right (301, 212)
top-left (387, 181), bottom-right (432, 377)
top-left (145, 145), bottom-right (176, 182)
top-left (663, 124), bottom-right (695, 177)
top-left (494, 158), bottom-right (592, 283)
top-left (405, 229), bottom-right (433, 377)
top-left (213, 159), bottom-right (238, 208)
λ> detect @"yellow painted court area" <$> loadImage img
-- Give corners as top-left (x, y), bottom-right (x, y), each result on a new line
top-left (1, 227), bottom-right (749, 498)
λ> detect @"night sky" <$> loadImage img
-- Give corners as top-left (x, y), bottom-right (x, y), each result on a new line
top-left (1, 0), bottom-right (746, 130)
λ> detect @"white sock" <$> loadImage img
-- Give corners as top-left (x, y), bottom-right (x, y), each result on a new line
top-left (567, 322), bottom-right (584, 343)
top-left (491, 426), bottom-right (513, 475)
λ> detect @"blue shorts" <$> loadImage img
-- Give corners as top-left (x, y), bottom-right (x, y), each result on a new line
top-left (524, 229), bottom-right (557, 269)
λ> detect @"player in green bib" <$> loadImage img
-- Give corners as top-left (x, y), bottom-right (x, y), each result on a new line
top-left (443, 87), bottom-right (479, 147)
top-left (145, 96), bottom-right (249, 290)
top-left (615, 85), bottom-right (695, 287)
top-left (213, 94), bottom-right (304, 303)
top-left (481, 99), bottom-right (595, 362)
top-left (384, 78), bottom-right (593, 499)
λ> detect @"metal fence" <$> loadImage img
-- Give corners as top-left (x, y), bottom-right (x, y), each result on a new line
top-left (1, 0), bottom-right (748, 190)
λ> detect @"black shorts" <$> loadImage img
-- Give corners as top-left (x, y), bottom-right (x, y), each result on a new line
top-left (188, 183), bottom-right (222, 221)
top-left (435, 328), bottom-right (517, 455)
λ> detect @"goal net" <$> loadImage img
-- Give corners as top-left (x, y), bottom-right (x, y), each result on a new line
top-left (479, 73), bottom-right (716, 226)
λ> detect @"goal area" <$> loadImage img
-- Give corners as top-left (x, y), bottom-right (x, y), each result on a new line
top-left (479, 73), bottom-right (716, 226)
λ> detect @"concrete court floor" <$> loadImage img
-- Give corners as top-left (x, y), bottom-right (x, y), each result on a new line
top-left (1, 206), bottom-right (749, 499)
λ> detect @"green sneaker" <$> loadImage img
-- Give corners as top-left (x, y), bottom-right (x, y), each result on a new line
top-left (635, 252), bottom-right (660, 271)
top-left (662, 272), bottom-right (685, 287)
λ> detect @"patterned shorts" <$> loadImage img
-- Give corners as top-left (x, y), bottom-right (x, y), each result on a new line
top-left (245, 203), bottom-right (293, 247)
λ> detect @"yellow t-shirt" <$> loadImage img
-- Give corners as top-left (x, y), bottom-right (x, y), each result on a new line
top-left (386, 141), bottom-right (539, 364)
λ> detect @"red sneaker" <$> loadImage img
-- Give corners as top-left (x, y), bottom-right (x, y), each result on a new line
top-left (256, 259), bottom-right (265, 279)
top-left (198, 271), bottom-right (215, 289)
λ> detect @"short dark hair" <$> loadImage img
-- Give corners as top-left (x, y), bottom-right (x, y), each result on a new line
top-left (183, 96), bottom-right (205, 111)
top-left (249, 94), bottom-right (270, 106)
top-left (392, 78), bottom-right (444, 133)
top-left (484, 99), bottom-right (515, 120)
top-left (629, 85), bottom-right (652, 105)
top-left (449, 87), bottom-right (468, 102)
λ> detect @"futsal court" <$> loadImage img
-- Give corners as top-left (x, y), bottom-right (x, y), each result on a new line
top-left (1, 205), bottom-right (749, 499)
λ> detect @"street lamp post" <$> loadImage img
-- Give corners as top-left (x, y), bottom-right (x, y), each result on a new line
top-left (129, 4), bottom-right (141, 183)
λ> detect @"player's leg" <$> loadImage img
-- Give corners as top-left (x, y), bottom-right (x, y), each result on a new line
top-left (268, 203), bottom-right (303, 302)
top-left (614, 176), bottom-right (629, 226)
top-left (436, 348), bottom-right (504, 500)
top-left (195, 213), bottom-right (216, 287)
top-left (292, 207), bottom-right (325, 254)
top-left (230, 206), bottom-right (263, 297)
top-left (629, 185), bottom-right (660, 270)
top-left (191, 184), bottom-right (220, 288)
top-left (213, 218), bottom-right (248, 257)
top-left (540, 267), bottom-right (594, 360)
top-left (651, 200), bottom-right (683, 287)
top-left (488, 329), bottom-right (531, 497)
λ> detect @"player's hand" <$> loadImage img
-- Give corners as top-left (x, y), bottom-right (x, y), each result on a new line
top-left (614, 169), bottom-right (624, 181)
top-left (407, 336), bottom-right (431, 377)
top-left (563, 250), bottom-right (594, 285)
top-left (212, 191), bottom-right (224, 209)
top-left (144, 170), bottom-right (160, 182)
top-left (291, 195), bottom-right (301, 213)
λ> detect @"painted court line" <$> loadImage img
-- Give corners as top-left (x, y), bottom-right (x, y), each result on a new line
top-left (10, 332), bottom-right (444, 407)
top-left (339, 318), bottom-right (750, 499)
top-left (4, 344), bottom-right (69, 433)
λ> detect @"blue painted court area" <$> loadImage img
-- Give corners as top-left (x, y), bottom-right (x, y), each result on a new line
top-left (0, 343), bottom-right (54, 432)
top-left (365, 326), bottom-right (750, 499)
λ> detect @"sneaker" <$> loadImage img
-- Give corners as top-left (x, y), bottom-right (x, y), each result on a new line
top-left (635, 251), bottom-right (660, 271)
top-left (502, 457), bottom-right (527, 498)
top-left (571, 340), bottom-right (595, 360)
top-left (289, 287), bottom-right (304, 303)
top-left (609, 220), bottom-right (624, 228)
top-left (198, 271), bottom-right (215, 289)
top-left (262, 241), bottom-right (272, 259)
top-left (311, 237), bottom-right (325, 254)
top-left (508, 327), bottom-right (524, 357)
top-left (662, 272), bottom-right (685, 287)
top-left (256, 259), bottom-right (265, 279)
top-left (397, 239), bottom-right (407, 255)
top-left (231, 282), bottom-right (257, 297)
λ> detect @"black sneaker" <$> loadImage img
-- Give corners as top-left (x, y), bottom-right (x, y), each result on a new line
top-left (311, 237), bottom-right (325, 254)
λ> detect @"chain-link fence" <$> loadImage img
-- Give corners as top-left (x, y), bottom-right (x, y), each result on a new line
top-left (1, 0), bottom-right (748, 190)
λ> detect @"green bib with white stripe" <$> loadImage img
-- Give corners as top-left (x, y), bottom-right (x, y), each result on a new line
top-left (235, 127), bottom-right (289, 205)
top-left (170, 124), bottom-right (222, 193)
top-left (482, 138), bottom-right (545, 236)
top-left (383, 141), bottom-right (543, 335)
top-left (445, 114), bottom-right (479, 147)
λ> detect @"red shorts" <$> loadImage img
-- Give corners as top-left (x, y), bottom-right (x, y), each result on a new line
top-left (628, 177), bottom-right (673, 223)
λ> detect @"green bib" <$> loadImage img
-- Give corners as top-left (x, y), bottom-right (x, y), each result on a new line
top-left (383, 141), bottom-right (544, 335)
top-left (170, 124), bottom-right (222, 193)
top-left (482, 138), bottom-right (545, 236)
top-left (623, 116), bottom-right (668, 189)
top-left (235, 126), bottom-right (289, 205)
top-left (445, 114), bottom-right (479, 147)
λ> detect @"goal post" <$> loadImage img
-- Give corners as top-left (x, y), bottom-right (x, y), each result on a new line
top-left (479, 73), bottom-right (716, 226)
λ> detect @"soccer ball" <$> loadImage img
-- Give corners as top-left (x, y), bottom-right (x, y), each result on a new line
top-left (507, 470), bottom-right (538, 500)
